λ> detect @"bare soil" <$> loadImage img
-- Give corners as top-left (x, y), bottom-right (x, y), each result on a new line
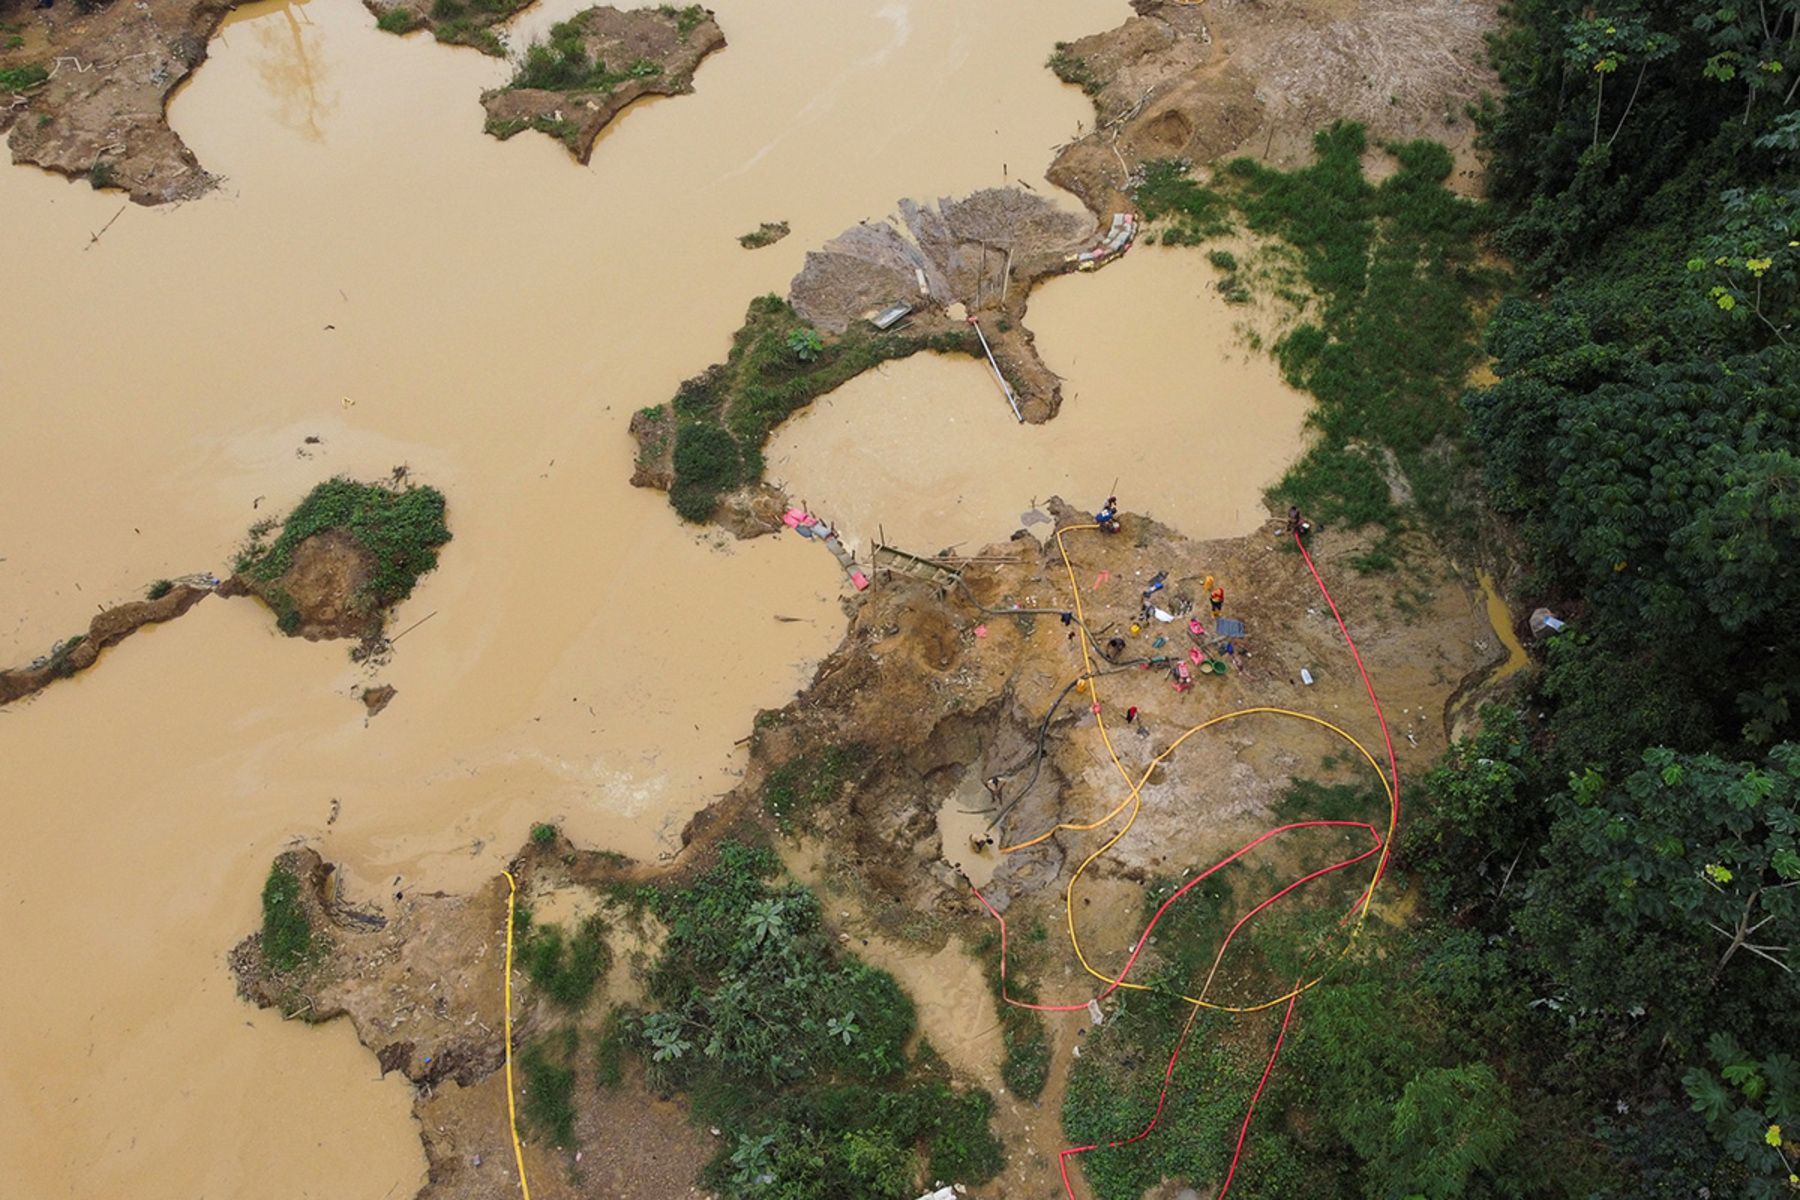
top-left (232, 501), bottom-right (1518, 1199)
top-left (1, 0), bottom-right (236, 202)
top-left (480, 6), bottom-right (725, 164)
top-left (219, 526), bottom-right (388, 640)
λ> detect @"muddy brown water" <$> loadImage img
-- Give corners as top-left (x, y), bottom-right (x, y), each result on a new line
top-left (0, 0), bottom-right (1326, 1194)
top-left (766, 248), bottom-right (1310, 552)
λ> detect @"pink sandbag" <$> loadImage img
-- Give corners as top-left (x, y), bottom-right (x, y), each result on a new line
top-left (851, 572), bottom-right (869, 591)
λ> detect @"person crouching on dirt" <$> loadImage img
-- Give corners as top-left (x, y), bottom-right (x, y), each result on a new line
top-left (1095, 496), bottom-right (1122, 534)
top-left (1287, 505), bottom-right (1313, 538)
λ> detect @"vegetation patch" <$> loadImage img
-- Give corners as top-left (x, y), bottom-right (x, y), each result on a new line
top-left (738, 220), bottom-right (790, 249)
top-left (233, 476), bottom-right (450, 631)
top-left (971, 924), bottom-right (1050, 1103)
top-left (1046, 42), bottom-right (1100, 96)
top-left (0, 64), bottom-right (48, 91)
top-left (519, 1028), bottom-right (581, 1146)
top-left (480, 5), bottom-right (725, 161)
top-left (364, 0), bottom-right (524, 55)
top-left (260, 860), bottom-right (314, 974)
top-left (522, 913), bottom-right (612, 1009)
top-left (1131, 131), bottom-right (1498, 561)
top-left (622, 842), bottom-right (1004, 1199)
top-left (649, 294), bottom-right (977, 522)
top-left (762, 740), bottom-right (868, 829)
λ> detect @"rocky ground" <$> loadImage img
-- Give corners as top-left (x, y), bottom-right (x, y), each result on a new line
top-left (231, 498), bottom-right (1522, 1199)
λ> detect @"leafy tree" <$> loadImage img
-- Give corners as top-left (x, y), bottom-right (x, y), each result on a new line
top-left (1683, 1032), bottom-right (1800, 1197)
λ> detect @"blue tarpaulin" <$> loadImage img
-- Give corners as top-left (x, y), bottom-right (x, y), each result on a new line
top-left (1214, 617), bottom-right (1245, 638)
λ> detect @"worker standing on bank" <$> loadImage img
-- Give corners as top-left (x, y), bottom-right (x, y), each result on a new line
top-left (1211, 583), bottom-right (1224, 614)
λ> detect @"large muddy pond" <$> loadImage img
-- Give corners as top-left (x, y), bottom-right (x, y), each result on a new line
top-left (765, 247), bottom-right (1309, 553)
top-left (0, 0), bottom-right (1311, 1194)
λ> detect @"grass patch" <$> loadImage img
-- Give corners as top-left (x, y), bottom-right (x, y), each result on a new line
top-left (1134, 133), bottom-right (1498, 559)
top-left (1228, 126), bottom-right (1497, 551)
top-left (0, 64), bottom-right (48, 91)
top-left (656, 3), bottom-right (707, 38)
top-left (505, 16), bottom-right (647, 93)
top-left (628, 842), bottom-right (1005, 1199)
top-left (1046, 42), bottom-right (1100, 96)
top-left (261, 861), bottom-right (313, 973)
top-left (762, 740), bottom-right (868, 828)
top-left (972, 925), bottom-right (1051, 1103)
top-left (519, 1028), bottom-right (580, 1146)
top-left (662, 295), bottom-right (975, 522)
top-left (1133, 159), bottom-right (1235, 243)
top-left (522, 913), bottom-right (611, 1009)
top-left (235, 477), bottom-right (451, 616)
top-left (145, 579), bottom-right (174, 600)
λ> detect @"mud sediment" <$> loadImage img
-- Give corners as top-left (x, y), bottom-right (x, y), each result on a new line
top-left (0, 581), bottom-right (210, 705)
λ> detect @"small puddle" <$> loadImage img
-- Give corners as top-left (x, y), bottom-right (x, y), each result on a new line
top-left (938, 774), bottom-right (1003, 890)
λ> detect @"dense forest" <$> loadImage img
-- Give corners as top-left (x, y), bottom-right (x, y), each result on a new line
top-left (1242, 1), bottom-right (1800, 1196)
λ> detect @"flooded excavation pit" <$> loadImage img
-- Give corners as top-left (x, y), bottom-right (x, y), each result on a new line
top-left (766, 245), bottom-right (1311, 552)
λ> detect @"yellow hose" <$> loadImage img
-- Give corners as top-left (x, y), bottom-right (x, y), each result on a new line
top-left (1000, 524), bottom-right (1398, 1013)
top-left (502, 869), bottom-right (532, 1200)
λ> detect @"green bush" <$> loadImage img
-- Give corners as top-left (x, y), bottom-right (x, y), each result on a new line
top-left (0, 64), bottom-right (48, 91)
top-left (145, 579), bottom-right (174, 601)
top-left (238, 477), bottom-right (451, 614)
top-left (628, 842), bottom-right (1004, 1198)
top-left (374, 6), bottom-right (417, 33)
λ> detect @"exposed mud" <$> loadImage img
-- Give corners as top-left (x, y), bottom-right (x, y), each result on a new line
top-left (1, 0), bottom-right (236, 201)
top-left (0, 578), bottom-right (210, 704)
top-left (237, 502), bottom-right (1504, 1197)
top-left (479, 5), bottom-right (724, 163)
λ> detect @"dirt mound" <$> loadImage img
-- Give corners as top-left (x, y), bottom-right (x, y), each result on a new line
top-left (791, 189), bottom-right (1093, 336)
top-left (479, 6), bottom-right (726, 164)
top-left (222, 527), bottom-right (384, 641)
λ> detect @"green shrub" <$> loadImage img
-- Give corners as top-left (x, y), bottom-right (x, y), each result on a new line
top-left (1046, 43), bottom-right (1099, 95)
top-left (145, 579), bottom-right (174, 600)
top-left (530, 821), bottom-right (557, 845)
top-left (523, 913), bottom-right (611, 1009)
top-left (0, 64), bottom-right (48, 91)
top-left (89, 160), bottom-right (116, 191)
top-left (762, 742), bottom-right (867, 826)
top-left (374, 6), bottom-right (417, 33)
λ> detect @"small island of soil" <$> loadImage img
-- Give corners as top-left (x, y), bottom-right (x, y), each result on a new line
top-left (1, 0), bottom-right (237, 202)
top-left (480, 5), bottom-right (724, 163)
